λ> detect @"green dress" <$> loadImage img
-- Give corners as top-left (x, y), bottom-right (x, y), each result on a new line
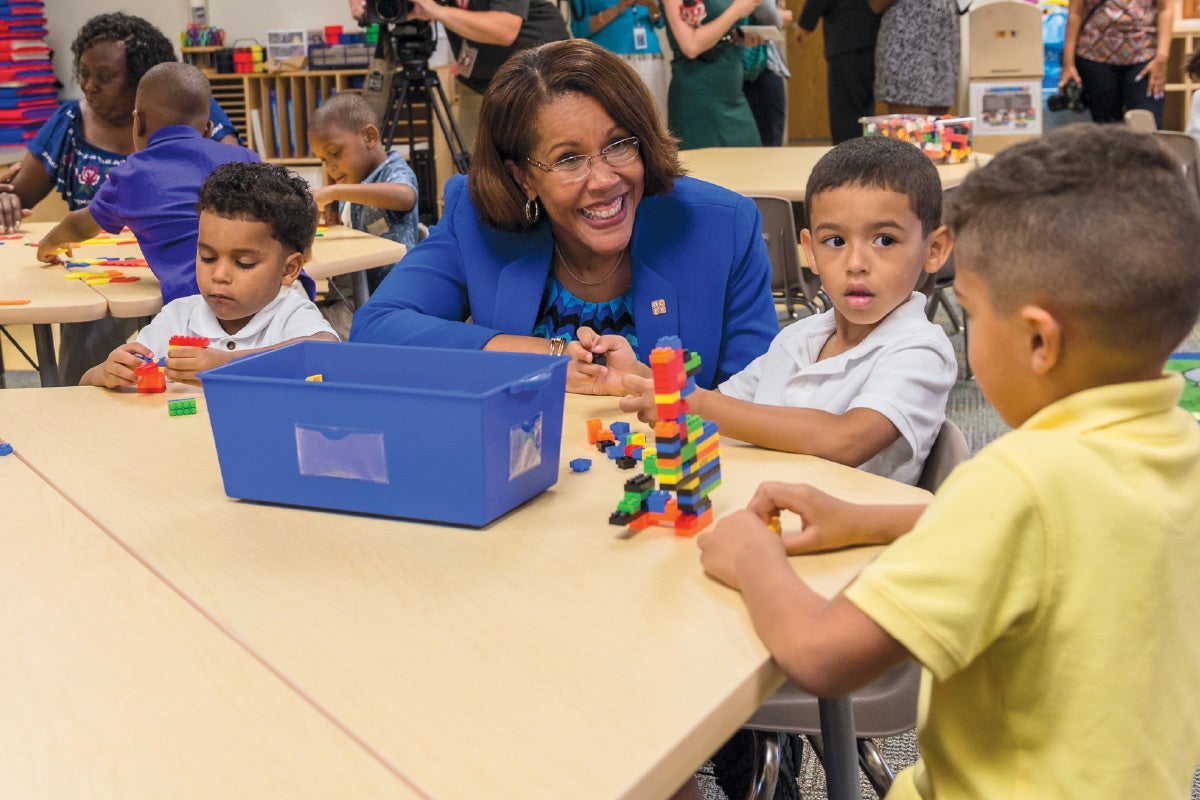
top-left (666, 0), bottom-right (762, 150)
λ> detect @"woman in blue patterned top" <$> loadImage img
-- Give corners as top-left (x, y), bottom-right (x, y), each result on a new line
top-left (352, 40), bottom-right (777, 396)
top-left (0, 12), bottom-right (241, 384)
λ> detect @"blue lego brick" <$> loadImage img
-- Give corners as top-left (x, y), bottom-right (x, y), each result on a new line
top-left (645, 489), bottom-right (672, 513)
top-left (569, 458), bottom-right (592, 472)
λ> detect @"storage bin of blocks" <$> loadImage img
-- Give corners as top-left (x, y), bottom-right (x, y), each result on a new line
top-left (201, 341), bottom-right (569, 526)
top-left (860, 114), bottom-right (974, 164)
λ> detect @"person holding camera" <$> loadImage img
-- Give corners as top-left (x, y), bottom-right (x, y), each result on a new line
top-left (348, 0), bottom-right (567, 152)
top-left (661, 0), bottom-right (763, 149)
top-left (1059, 0), bottom-right (1172, 127)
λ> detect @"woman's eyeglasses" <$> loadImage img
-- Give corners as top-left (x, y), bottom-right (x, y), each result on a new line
top-left (526, 137), bottom-right (640, 184)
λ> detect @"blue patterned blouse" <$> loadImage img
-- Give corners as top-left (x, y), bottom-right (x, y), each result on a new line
top-left (532, 276), bottom-right (638, 351)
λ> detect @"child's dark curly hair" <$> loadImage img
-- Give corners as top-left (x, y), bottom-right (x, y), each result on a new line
top-left (71, 13), bottom-right (177, 90)
top-left (197, 162), bottom-right (318, 256)
top-left (1188, 49), bottom-right (1200, 81)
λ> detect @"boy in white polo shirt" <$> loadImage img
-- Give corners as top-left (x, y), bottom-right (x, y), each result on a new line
top-left (81, 162), bottom-right (338, 388)
top-left (621, 136), bottom-right (956, 485)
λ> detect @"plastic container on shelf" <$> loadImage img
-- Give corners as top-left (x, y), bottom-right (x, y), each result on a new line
top-left (202, 341), bottom-right (569, 527)
top-left (859, 114), bottom-right (974, 164)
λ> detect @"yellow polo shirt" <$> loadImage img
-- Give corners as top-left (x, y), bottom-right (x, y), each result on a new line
top-left (845, 375), bottom-right (1200, 798)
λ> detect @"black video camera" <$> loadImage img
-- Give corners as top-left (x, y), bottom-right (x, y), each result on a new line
top-left (1047, 80), bottom-right (1085, 113)
top-left (365, 0), bottom-right (411, 25)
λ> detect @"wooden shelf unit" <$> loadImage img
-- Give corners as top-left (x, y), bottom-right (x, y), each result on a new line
top-left (1166, 28), bottom-right (1200, 130)
top-left (202, 68), bottom-right (458, 217)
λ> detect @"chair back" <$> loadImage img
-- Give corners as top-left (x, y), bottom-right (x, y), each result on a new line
top-left (1124, 108), bottom-right (1157, 132)
top-left (750, 195), bottom-right (822, 323)
top-left (917, 419), bottom-right (970, 492)
top-left (1152, 130), bottom-right (1200, 199)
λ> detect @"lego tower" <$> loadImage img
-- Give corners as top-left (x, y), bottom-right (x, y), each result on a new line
top-left (609, 336), bottom-right (721, 537)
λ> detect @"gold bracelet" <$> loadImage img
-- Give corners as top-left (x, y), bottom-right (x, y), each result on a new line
top-left (549, 337), bottom-right (567, 356)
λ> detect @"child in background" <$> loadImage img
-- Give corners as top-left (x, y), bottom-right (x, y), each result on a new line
top-left (80, 162), bottom-right (338, 388)
top-left (37, 62), bottom-right (260, 304)
top-left (697, 125), bottom-right (1200, 798)
top-left (621, 135), bottom-right (956, 486)
top-left (307, 92), bottom-right (420, 294)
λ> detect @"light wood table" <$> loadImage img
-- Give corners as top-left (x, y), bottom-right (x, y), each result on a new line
top-left (0, 385), bottom-right (929, 800)
top-left (71, 223), bottom-right (407, 319)
top-left (0, 222), bottom-right (405, 386)
top-left (679, 146), bottom-right (991, 201)
top-left (0, 441), bottom-right (421, 798)
top-left (0, 224), bottom-right (108, 387)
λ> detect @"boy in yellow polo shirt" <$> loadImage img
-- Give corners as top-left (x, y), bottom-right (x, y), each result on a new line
top-left (695, 124), bottom-right (1200, 798)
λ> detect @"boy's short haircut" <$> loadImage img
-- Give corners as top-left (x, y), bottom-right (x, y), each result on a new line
top-left (945, 123), bottom-right (1200, 359)
top-left (309, 92), bottom-right (380, 135)
top-left (138, 62), bottom-right (211, 130)
top-left (804, 136), bottom-right (943, 236)
top-left (197, 162), bottom-right (317, 256)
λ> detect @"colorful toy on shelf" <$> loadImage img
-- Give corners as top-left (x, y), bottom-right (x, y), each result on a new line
top-left (859, 114), bottom-right (974, 165)
top-left (608, 336), bottom-right (722, 537)
top-left (167, 397), bottom-right (198, 417)
top-left (135, 361), bottom-right (166, 393)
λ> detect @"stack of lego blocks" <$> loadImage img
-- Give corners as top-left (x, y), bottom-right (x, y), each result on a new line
top-left (609, 336), bottom-right (722, 537)
top-left (135, 335), bottom-right (210, 393)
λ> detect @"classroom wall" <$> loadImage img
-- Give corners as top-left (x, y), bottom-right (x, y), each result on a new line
top-left (46, 0), bottom-right (360, 99)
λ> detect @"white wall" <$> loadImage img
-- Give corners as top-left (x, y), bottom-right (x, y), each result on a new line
top-left (46, 0), bottom-right (360, 99)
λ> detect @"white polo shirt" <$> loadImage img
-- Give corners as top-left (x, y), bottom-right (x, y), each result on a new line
top-left (718, 293), bottom-right (957, 485)
top-left (135, 286), bottom-right (338, 359)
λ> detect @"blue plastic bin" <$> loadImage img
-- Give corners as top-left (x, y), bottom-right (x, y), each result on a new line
top-left (201, 341), bottom-right (568, 526)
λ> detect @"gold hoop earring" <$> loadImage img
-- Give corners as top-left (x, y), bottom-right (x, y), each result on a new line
top-left (525, 197), bottom-right (541, 225)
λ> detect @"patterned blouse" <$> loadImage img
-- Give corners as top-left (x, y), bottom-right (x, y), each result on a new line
top-left (1076, 0), bottom-right (1159, 66)
top-left (532, 276), bottom-right (638, 351)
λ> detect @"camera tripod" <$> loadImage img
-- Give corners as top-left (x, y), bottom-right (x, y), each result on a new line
top-left (376, 35), bottom-right (470, 224)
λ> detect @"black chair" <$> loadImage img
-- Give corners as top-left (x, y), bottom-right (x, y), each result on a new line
top-left (750, 195), bottom-right (825, 326)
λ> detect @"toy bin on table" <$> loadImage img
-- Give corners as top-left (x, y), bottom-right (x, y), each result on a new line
top-left (201, 341), bottom-right (568, 526)
top-left (859, 114), bottom-right (974, 164)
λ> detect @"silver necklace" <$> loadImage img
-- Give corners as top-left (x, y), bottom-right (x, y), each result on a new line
top-left (554, 242), bottom-right (626, 286)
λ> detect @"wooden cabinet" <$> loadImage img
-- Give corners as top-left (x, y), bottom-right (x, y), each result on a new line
top-left (203, 68), bottom-right (459, 216)
top-left (1167, 29), bottom-right (1200, 131)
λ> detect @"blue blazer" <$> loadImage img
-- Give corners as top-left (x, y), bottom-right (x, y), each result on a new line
top-left (351, 174), bottom-right (777, 389)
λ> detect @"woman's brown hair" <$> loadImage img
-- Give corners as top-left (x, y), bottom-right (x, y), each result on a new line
top-left (469, 39), bottom-right (684, 232)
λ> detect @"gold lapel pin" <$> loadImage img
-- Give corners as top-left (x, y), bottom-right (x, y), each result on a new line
top-left (651, 299), bottom-right (666, 316)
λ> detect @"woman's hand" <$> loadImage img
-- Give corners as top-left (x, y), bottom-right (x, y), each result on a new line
top-left (1058, 64), bottom-right (1081, 93)
top-left (737, 28), bottom-right (765, 48)
top-left (163, 346), bottom-right (235, 386)
top-left (564, 327), bottom-right (648, 395)
top-left (0, 190), bottom-right (30, 234)
top-left (1138, 55), bottom-right (1168, 99)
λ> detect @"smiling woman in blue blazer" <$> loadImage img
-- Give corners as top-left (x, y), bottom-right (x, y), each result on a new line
top-left (350, 40), bottom-right (776, 394)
